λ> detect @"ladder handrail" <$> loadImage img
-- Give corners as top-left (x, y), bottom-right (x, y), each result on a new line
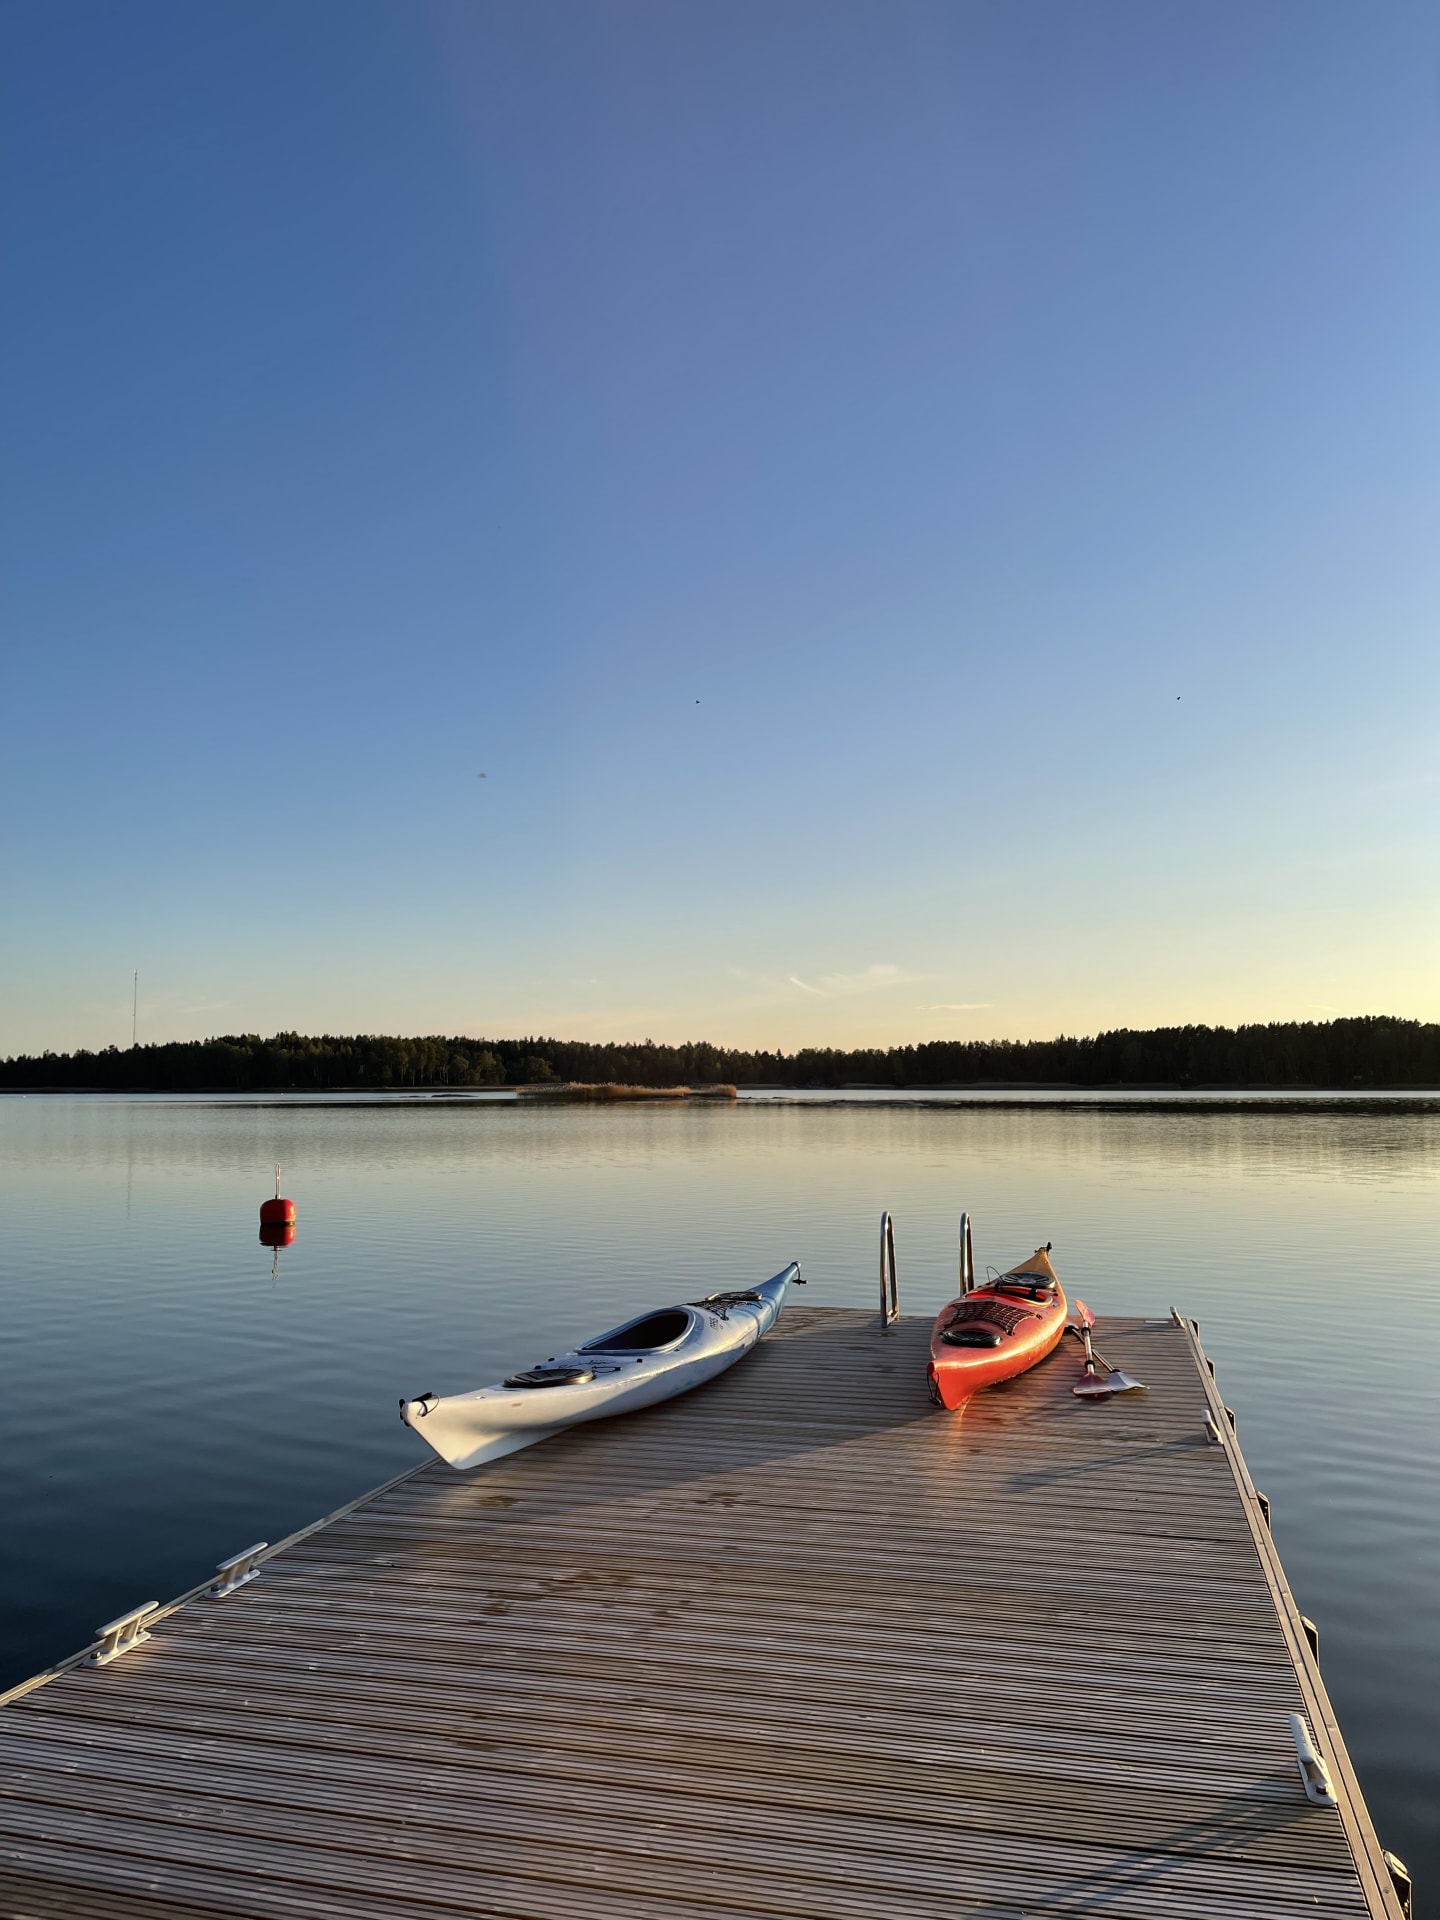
top-left (879, 1211), bottom-right (899, 1330)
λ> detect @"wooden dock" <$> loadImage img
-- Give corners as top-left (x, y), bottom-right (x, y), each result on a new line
top-left (0, 1307), bottom-right (1407, 1919)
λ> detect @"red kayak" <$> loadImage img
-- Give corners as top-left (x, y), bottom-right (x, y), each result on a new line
top-left (927, 1243), bottom-right (1068, 1410)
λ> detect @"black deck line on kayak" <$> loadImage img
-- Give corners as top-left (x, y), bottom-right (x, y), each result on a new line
top-left (0, 1308), bottom-right (1409, 1920)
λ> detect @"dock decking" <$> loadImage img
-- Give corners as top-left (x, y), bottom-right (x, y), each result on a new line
top-left (0, 1308), bottom-right (1406, 1919)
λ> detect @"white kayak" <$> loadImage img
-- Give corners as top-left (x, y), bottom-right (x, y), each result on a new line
top-left (400, 1262), bottom-right (802, 1470)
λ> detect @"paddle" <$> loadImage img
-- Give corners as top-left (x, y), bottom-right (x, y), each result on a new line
top-left (1067, 1300), bottom-right (1148, 1397)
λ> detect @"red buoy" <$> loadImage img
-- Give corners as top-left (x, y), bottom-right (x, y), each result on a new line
top-left (260, 1164), bottom-right (296, 1227)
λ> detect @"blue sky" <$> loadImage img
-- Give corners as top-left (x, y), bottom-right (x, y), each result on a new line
top-left (3, 0), bottom-right (1437, 1054)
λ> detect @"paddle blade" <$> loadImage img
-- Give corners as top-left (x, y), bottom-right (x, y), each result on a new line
top-left (1073, 1373), bottom-right (1116, 1398)
top-left (1106, 1370), bottom-right (1147, 1393)
top-left (1074, 1369), bottom-right (1147, 1398)
top-left (1071, 1299), bottom-right (1096, 1330)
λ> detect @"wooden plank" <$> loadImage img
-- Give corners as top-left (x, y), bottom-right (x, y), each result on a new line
top-left (0, 1308), bottom-right (1404, 1919)
top-left (0, 1714), bottom-right (1357, 1865)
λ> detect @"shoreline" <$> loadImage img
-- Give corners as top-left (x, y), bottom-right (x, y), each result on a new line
top-left (4, 1083), bottom-right (1440, 1111)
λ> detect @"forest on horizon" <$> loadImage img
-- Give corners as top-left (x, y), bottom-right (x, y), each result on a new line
top-left (2, 1016), bottom-right (1438, 1092)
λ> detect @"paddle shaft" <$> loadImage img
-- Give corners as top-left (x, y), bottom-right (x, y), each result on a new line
top-left (1067, 1322), bottom-right (1122, 1376)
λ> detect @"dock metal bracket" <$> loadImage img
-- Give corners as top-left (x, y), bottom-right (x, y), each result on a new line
top-left (87, 1601), bottom-right (159, 1667)
top-left (210, 1542), bottom-right (269, 1597)
top-left (1300, 1615), bottom-right (1320, 1663)
top-left (1383, 1850), bottom-right (1413, 1919)
top-left (1288, 1712), bottom-right (1337, 1807)
top-left (1255, 1489), bottom-right (1272, 1528)
top-left (1203, 1409), bottom-right (1225, 1445)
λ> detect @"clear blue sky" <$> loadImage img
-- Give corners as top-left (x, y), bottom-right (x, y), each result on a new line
top-left (3, 0), bottom-right (1437, 1054)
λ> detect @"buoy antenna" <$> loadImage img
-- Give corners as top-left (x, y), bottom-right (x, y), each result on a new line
top-left (275, 1163), bottom-right (281, 1198)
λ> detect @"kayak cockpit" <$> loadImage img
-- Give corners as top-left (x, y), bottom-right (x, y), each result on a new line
top-left (989, 1278), bottom-right (1059, 1302)
top-left (580, 1307), bottom-right (695, 1354)
top-left (940, 1324), bottom-right (1005, 1348)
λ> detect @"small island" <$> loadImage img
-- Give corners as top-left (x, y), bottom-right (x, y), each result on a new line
top-left (518, 1083), bottom-right (738, 1101)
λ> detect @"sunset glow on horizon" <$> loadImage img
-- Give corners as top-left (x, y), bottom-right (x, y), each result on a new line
top-left (3, 1), bottom-right (1437, 1056)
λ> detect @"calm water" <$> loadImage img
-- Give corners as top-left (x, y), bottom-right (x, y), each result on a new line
top-left (2, 1093), bottom-right (1437, 1904)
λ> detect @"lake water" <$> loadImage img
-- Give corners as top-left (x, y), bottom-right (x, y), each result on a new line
top-left (2, 1092), bottom-right (1437, 1907)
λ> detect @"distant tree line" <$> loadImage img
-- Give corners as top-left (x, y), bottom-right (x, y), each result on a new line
top-left (2, 1017), bottom-right (1438, 1091)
